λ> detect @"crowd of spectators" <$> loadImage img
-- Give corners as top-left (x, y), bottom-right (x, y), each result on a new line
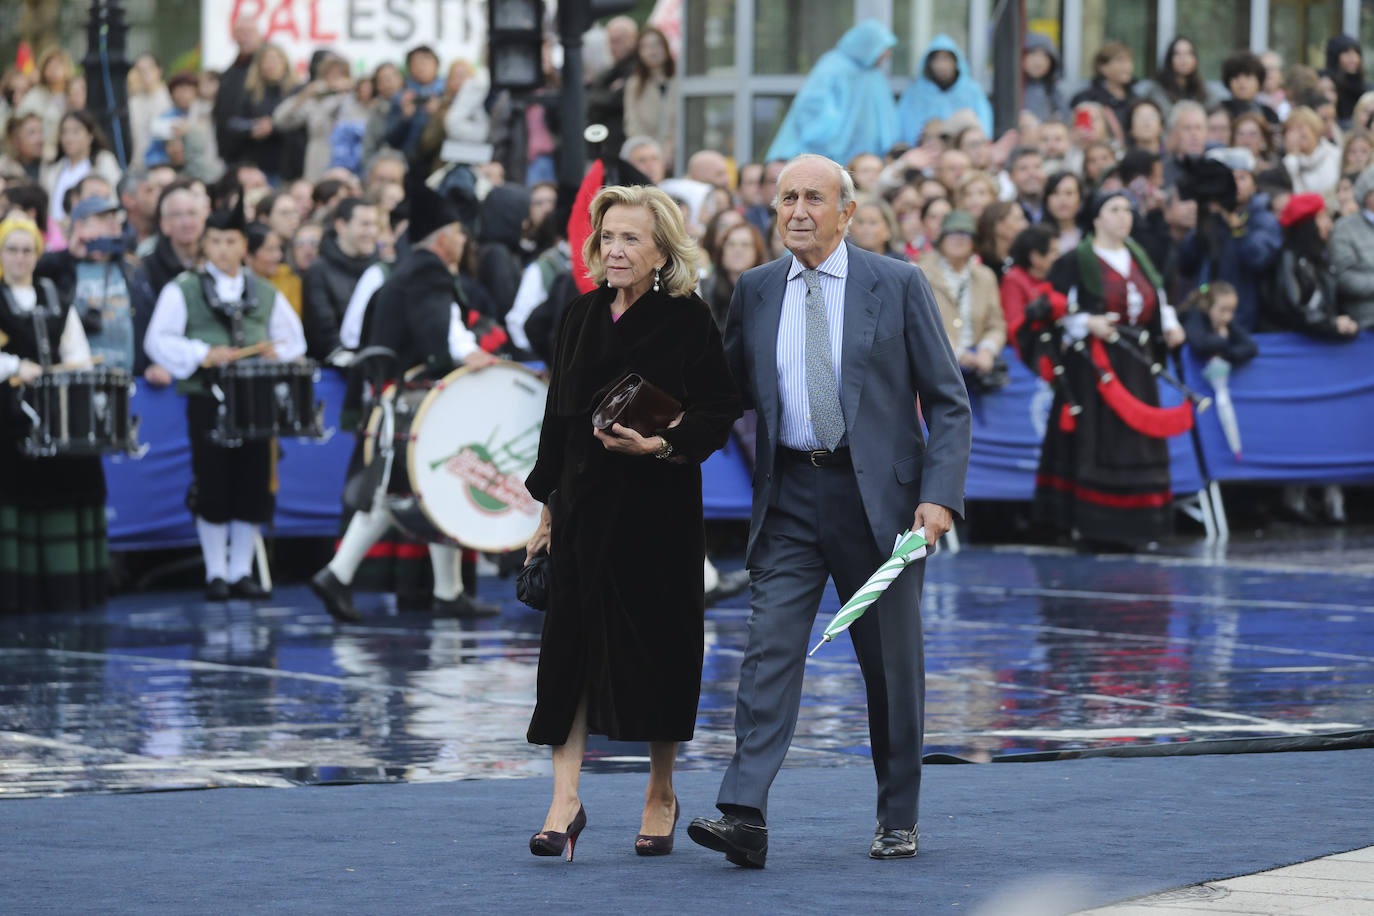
top-left (2, 16), bottom-right (1371, 529)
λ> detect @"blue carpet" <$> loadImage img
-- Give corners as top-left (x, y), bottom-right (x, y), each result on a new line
top-left (4, 750), bottom-right (1371, 913)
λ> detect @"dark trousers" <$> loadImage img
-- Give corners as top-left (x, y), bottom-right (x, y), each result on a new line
top-left (716, 457), bottom-right (926, 828)
top-left (186, 397), bottom-right (274, 524)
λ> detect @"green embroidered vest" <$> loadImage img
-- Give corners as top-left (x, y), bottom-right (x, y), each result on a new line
top-left (174, 270), bottom-right (278, 396)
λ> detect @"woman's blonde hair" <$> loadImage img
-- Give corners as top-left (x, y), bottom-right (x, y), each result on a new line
top-left (36, 47), bottom-right (73, 92)
top-left (0, 216), bottom-right (45, 280)
top-left (852, 194), bottom-right (899, 248)
top-left (583, 185), bottom-right (699, 297)
top-left (245, 44), bottom-right (299, 104)
top-left (1284, 107), bottom-right (1324, 144)
top-left (955, 170), bottom-right (998, 206)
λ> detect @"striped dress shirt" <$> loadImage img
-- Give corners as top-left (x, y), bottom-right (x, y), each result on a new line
top-left (776, 243), bottom-right (848, 450)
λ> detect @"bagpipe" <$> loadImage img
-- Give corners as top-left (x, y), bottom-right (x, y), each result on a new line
top-left (1015, 283), bottom-right (1210, 438)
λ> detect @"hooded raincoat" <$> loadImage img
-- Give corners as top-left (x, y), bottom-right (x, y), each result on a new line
top-left (897, 34), bottom-right (994, 143)
top-left (764, 20), bottom-right (901, 164)
top-left (1022, 33), bottom-right (1069, 123)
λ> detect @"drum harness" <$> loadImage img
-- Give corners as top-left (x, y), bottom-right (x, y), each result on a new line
top-left (7, 278), bottom-right (63, 435)
top-left (201, 269), bottom-right (260, 442)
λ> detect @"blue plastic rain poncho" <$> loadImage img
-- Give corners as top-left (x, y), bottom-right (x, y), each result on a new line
top-left (764, 20), bottom-right (901, 164)
top-left (896, 34), bottom-right (993, 143)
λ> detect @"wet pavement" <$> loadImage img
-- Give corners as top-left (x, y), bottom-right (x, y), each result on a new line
top-left (2, 527), bottom-right (1372, 797)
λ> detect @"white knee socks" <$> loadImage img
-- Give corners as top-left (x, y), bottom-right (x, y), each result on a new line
top-left (227, 521), bottom-right (258, 582)
top-left (429, 544), bottom-right (464, 600)
top-left (328, 506), bottom-right (392, 586)
top-left (197, 517), bottom-right (228, 583)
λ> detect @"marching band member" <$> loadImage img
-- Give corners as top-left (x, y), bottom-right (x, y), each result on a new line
top-left (1032, 190), bottom-right (1186, 549)
top-left (310, 176), bottom-right (496, 623)
top-left (0, 214), bottom-right (109, 614)
top-left (144, 196), bottom-right (306, 601)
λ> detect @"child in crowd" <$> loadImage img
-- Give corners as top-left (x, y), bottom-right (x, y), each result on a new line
top-left (1182, 281), bottom-right (1257, 367)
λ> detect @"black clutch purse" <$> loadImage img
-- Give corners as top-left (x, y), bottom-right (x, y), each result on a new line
top-left (516, 553), bottom-right (550, 611)
top-left (592, 373), bottom-right (682, 438)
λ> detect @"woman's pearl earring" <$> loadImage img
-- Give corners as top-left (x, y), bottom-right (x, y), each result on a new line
top-left (653, 267), bottom-right (661, 292)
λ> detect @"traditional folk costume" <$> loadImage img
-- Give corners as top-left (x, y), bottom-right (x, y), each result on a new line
top-left (311, 178), bottom-right (495, 622)
top-left (0, 217), bottom-right (108, 614)
top-left (143, 202), bottom-right (306, 598)
top-left (1030, 198), bottom-right (1191, 547)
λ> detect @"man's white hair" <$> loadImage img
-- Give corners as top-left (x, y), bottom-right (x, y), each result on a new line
top-left (774, 153), bottom-right (857, 212)
top-left (620, 135), bottom-right (664, 162)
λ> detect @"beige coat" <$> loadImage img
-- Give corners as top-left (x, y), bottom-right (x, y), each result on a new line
top-left (916, 250), bottom-right (1006, 354)
top-left (622, 72), bottom-right (677, 163)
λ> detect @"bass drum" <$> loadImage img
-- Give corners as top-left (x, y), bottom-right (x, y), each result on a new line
top-left (365, 362), bottom-right (548, 552)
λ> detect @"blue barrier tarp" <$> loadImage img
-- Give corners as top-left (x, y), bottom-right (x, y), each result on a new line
top-left (966, 349), bottom-right (1205, 500)
top-left (1179, 333), bottom-right (1374, 484)
top-left (110, 333), bottom-right (1369, 550)
top-left (105, 373), bottom-right (755, 549)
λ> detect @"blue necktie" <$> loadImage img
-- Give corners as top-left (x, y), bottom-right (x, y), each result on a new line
top-left (801, 268), bottom-right (845, 451)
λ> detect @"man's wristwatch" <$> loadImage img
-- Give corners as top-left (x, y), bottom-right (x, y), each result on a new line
top-left (653, 436), bottom-right (674, 460)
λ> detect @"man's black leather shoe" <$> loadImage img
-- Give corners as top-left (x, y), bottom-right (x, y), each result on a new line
top-left (869, 825), bottom-right (918, 859)
top-left (310, 568), bottom-right (361, 622)
top-left (230, 576), bottom-right (270, 600)
top-left (204, 578), bottom-right (230, 601)
top-left (687, 814), bottom-right (767, 868)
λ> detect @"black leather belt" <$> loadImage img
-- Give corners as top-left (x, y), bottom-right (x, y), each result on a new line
top-left (780, 446), bottom-right (852, 468)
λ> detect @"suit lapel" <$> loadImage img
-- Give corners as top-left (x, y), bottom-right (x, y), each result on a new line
top-left (754, 256), bottom-right (790, 435)
top-left (841, 243), bottom-right (881, 424)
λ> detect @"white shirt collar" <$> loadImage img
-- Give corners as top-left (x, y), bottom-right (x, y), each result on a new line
top-left (787, 240), bottom-right (850, 282)
top-left (205, 260), bottom-right (246, 294)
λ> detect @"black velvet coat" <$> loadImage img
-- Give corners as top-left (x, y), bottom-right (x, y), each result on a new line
top-left (525, 286), bottom-right (741, 745)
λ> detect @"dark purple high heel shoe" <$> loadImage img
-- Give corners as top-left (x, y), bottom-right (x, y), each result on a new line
top-left (530, 805), bottom-right (587, 861)
top-left (634, 798), bottom-right (680, 856)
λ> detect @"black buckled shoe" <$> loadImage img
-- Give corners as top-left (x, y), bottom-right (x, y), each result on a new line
top-left (230, 576), bottom-right (270, 600)
top-left (433, 593), bottom-right (501, 618)
top-left (310, 568), bottom-right (361, 623)
top-left (204, 578), bottom-right (230, 602)
top-left (687, 814), bottom-right (768, 868)
top-left (869, 825), bottom-right (918, 859)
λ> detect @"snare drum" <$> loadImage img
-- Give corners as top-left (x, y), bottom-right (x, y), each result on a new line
top-left (207, 358), bottom-right (326, 445)
top-left (364, 362), bottom-right (547, 551)
top-left (16, 367), bottom-right (142, 458)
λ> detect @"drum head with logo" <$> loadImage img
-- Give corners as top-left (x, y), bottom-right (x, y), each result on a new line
top-left (407, 362), bottom-right (548, 552)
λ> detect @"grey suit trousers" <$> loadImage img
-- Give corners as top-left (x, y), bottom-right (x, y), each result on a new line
top-left (715, 456), bottom-right (926, 829)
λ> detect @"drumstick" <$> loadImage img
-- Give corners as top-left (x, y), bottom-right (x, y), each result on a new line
top-left (200, 340), bottom-right (288, 368)
top-left (229, 340), bottom-right (279, 361)
top-left (47, 354), bottom-right (106, 372)
top-left (7, 354), bottom-right (105, 386)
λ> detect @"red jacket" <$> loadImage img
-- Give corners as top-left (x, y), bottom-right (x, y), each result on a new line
top-left (999, 265), bottom-right (1041, 354)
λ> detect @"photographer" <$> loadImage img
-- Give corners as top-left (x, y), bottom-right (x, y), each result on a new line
top-left (1176, 149), bottom-right (1281, 332)
top-left (35, 197), bottom-right (167, 384)
top-left (273, 53), bottom-right (365, 184)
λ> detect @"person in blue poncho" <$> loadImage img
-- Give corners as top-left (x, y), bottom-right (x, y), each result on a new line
top-left (897, 34), bottom-right (993, 145)
top-left (764, 20), bottom-right (901, 164)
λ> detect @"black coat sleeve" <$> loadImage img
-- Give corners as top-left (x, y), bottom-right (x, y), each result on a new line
top-left (658, 300), bottom-right (743, 463)
top-left (302, 263), bottom-right (341, 358)
top-left (525, 296), bottom-right (583, 503)
top-left (1183, 307), bottom-right (1231, 360)
top-left (124, 261), bottom-right (156, 375)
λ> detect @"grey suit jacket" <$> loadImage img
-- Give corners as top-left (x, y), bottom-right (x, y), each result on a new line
top-left (724, 241), bottom-right (972, 558)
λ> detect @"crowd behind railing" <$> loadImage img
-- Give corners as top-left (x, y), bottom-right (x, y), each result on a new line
top-left (1, 16), bottom-right (1371, 528)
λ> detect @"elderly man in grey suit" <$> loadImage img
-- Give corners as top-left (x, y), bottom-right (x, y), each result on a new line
top-left (688, 154), bottom-right (971, 866)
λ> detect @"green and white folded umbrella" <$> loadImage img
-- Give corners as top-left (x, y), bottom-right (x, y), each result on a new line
top-left (808, 528), bottom-right (929, 656)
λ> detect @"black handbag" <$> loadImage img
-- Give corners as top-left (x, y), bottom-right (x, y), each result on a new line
top-left (516, 553), bottom-right (550, 611)
top-left (592, 373), bottom-right (682, 438)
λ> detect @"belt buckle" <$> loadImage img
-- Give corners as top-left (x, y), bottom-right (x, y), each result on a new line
top-left (809, 449), bottom-right (826, 467)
